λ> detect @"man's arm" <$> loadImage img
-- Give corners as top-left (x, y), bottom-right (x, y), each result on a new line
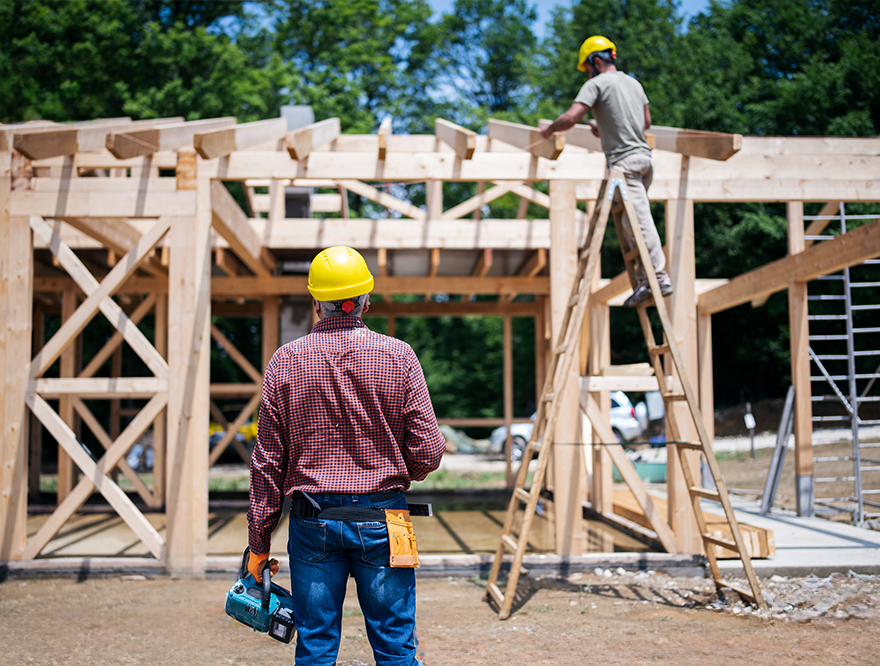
top-left (400, 353), bottom-right (445, 481)
top-left (540, 102), bottom-right (591, 139)
top-left (246, 364), bottom-right (288, 554)
top-left (644, 104), bottom-right (652, 131)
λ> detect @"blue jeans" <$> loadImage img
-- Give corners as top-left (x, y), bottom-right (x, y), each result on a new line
top-left (287, 491), bottom-right (419, 666)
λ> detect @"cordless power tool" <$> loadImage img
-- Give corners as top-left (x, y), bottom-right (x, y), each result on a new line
top-left (224, 548), bottom-right (296, 644)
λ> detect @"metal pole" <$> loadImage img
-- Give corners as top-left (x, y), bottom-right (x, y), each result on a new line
top-left (841, 203), bottom-right (864, 525)
top-left (761, 386), bottom-right (796, 515)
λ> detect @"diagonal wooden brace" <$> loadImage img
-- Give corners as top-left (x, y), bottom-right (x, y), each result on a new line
top-left (24, 392), bottom-right (168, 560)
top-left (29, 215), bottom-right (170, 380)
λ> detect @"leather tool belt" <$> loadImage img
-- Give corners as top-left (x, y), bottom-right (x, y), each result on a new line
top-left (289, 491), bottom-right (421, 568)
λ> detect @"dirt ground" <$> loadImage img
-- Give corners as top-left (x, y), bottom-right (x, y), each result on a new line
top-left (2, 569), bottom-right (880, 666)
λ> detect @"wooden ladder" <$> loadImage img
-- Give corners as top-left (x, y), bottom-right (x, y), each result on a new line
top-left (484, 169), bottom-right (767, 619)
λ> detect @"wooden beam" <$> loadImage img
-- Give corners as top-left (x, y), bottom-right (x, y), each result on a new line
top-left (24, 392), bottom-right (167, 560)
top-left (435, 119), bottom-right (476, 160)
top-left (488, 119), bottom-right (565, 160)
top-left (210, 323), bottom-right (262, 384)
top-left (165, 181), bottom-right (211, 574)
top-left (471, 249), bottom-right (492, 277)
top-left (12, 188), bottom-right (197, 218)
top-left (211, 275), bottom-right (550, 297)
top-left (582, 393), bottom-right (677, 552)
top-left (335, 179), bottom-right (427, 221)
top-left (262, 297), bottom-right (279, 371)
top-left (28, 377), bottom-right (166, 398)
top-left (12, 118), bottom-right (184, 160)
top-left (698, 217), bottom-right (880, 314)
top-left (804, 201), bottom-right (842, 248)
top-left (364, 300), bottom-right (539, 316)
top-left (549, 178), bottom-right (583, 556)
top-left (378, 117), bottom-right (392, 161)
top-left (538, 120), bottom-right (603, 153)
top-left (215, 247), bottom-right (242, 277)
top-left (0, 201), bottom-right (32, 561)
top-left (194, 118), bottom-right (287, 159)
top-left (441, 183), bottom-right (515, 220)
top-left (59, 217), bottom-right (167, 277)
top-left (211, 180), bottom-right (272, 277)
top-left (787, 201), bottom-right (813, 516)
top-left (310, 193), bottom-right (343, 213)
top-left (106, 118), bottom-right (236, 159)
top-left (518, 248), bottom-right (547, 278)
top-left (286, 118), bottom-right (340, 161)
top-left (650, 125), bottom-right (743, 161)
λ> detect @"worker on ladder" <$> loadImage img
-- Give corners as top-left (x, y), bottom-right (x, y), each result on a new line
top-left (247, 246), bottom-right (446, 665)
top-left (541, 35), bottom-right (673, 307)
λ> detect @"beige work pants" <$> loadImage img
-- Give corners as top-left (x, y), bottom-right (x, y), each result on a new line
top-left (609, 153), bottom-right (670, 288)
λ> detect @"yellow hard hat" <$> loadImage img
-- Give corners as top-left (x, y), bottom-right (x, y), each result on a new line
top-left (577, 35), bottom-right (617, 72)
top-left (307, 246), bottom-right (374, 301)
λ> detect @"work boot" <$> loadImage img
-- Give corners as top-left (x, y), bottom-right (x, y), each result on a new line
top-left (623, 282), bottom-right (674, 308)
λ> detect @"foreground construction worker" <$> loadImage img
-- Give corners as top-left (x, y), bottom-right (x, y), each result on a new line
top-left (247, 245), bottom-right (446, 665)
top-left (540, 35), bottom-right (673, 307)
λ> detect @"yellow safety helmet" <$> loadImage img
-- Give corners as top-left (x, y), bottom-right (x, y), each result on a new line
top-left (307, 246), bottom-right (374, 301)
top-left (577, 35), bottom-right (617, 72)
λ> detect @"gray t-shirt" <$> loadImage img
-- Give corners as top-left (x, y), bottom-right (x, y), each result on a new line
top-left (575, 71), bottom-right (651, 164)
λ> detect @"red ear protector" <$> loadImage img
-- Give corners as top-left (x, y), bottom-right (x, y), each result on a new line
top-left (341, 300), bottom-right (355, 313)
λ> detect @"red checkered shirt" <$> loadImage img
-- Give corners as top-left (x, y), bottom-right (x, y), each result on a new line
top-left (247, 315), bottom-right (446, 553)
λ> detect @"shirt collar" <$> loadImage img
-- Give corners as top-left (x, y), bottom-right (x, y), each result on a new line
top-left (312, 316), bottom-right (369, 333)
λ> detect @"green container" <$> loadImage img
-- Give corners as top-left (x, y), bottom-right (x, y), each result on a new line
top-left (611, 461), bottom-right (666, 484)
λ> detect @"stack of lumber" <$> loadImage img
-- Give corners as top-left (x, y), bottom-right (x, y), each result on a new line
top-left (612, 490), bottom-right (775, 559)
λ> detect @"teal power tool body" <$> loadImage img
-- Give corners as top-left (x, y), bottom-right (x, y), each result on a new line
top-left (225, 548), bottom-right (296, 644)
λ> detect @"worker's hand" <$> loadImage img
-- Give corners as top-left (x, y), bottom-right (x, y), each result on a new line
top-left (247, 551), bottom-right (279, 583)
top-left (588, 121), bottom-right (599, 138)
top-left (540, 126), bottom-right (553, 140)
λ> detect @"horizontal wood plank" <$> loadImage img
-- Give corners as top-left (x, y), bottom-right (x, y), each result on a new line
top-left (194, 118), bottom-right (287, 159)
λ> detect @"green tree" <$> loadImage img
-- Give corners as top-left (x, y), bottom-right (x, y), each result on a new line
top-left (0, 0), bottom-right (296, 122)
top-left (269, 0), bottom-right (442, 134)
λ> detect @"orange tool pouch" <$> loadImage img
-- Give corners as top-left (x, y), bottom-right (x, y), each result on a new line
top-left (385, 509), bottom-right (419, 568)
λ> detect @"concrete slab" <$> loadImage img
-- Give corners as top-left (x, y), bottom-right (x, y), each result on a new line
top-left (717, 497), bottom-right (880, 577)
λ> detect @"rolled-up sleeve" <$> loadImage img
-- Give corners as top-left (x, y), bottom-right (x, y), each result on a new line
top-left (400, 351), bottom-right (446, 481)
top-left (247, 360), bottom-right (288, 554)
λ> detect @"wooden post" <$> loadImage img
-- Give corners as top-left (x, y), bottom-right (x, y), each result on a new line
top-left (665, 197), bottom-right (702, 554)
top-left (697, 310), bottom-right (714, 444)
top-left (503, 313), bottom-right (513, 487)
top-left (1, 148), bottom-right (33, 560)
top-left (262, 297), bottom-right (280, 371)
top-left (589, 300), bottom-right (612, 514)
top-left (29, 302), bottom-right (44, 501)
top-left (152, 292), bottom-right (167, 508)
top-left (787, 201), bottom-right (814, 516)
top-left (549, 179), bottom-right (584, 556)
top-left (387, 315), bottom-right (396, 339)
top-left (57, 286), bottom-right (77, 502)
top-left (165, 149), bottom-right (210, 574)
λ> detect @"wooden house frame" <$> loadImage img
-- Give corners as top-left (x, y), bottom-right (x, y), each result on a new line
top-left (1, 115), bottom-right (879, 572)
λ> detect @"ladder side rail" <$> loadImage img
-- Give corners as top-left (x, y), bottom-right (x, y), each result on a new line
top-left (486, 173), bottom-right (619, 616)
top-left (840, 204), bottom-right (865, 526)
top-left (617, 188), bottom-right (766, 609)
top-left (673, 444), bottom-right (725, 589)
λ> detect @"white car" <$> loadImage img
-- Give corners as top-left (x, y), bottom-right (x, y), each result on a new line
top-left (490, 391), bottom-right (643, 461)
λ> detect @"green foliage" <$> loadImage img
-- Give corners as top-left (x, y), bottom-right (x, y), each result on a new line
top-left (0, 0), bottom-right (296, 122)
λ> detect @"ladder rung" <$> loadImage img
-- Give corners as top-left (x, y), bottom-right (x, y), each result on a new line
top-left (675, 441), bottom-right (704, 451)
top-left (689, 486), bottom-right (720, 501)
top-left (514, 487), bottom-right (530, 504)
top-left (624, 248), bottom-right (640, 262)
top-left (649, 344), bottom-right (670, 357)
top-left (702, 533), bottom-right (738, 551)
top-left (487, 582), bottom-right (504, 606)
top-left (814, 456), bottom-right (853, 462)
top-left (861, 466), bottom-right (880, 472)
top-left (568, 294), bottom-right (581, 307)
top-left (662, 392), bottom-right (688, 402)
top-left (723, 581), bottom-right (758, 604)
top-left (816, 476), bottom-right (856, 483)
top-left (501, 534), bottom-right (518, 553)
top-left (542, 392), bottom-right (555, 402)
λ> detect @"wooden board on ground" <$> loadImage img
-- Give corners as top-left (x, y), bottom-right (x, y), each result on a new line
top-left (612, 489), bottom-right (775, 559)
